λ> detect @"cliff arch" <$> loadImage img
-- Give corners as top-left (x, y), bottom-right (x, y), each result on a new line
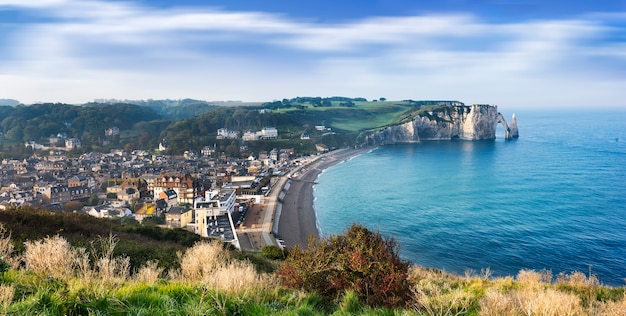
top-left (496, 112), bottom-right (519, 140)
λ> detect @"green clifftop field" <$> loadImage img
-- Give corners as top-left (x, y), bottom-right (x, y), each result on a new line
top-left (0, 206), bottom-right (625, 315)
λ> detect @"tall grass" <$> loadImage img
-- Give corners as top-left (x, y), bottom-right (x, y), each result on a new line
top-left (0, 224), bottom-right (17, 269)
top-left (2, 231), bottom-right (626, 315)
top-left (178, 240), bottom-right (273, 295)
top-left (23, 235), bottom-right (79, 279)
top-left (134, 260), bottom-right (164, 284)
top-left (0, 284), bottom-right (14, 312)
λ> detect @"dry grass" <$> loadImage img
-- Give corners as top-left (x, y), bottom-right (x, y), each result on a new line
top-left (590, 295), bottom-right (626, 316)
top-left (23, 235), bottom-right (80, 279)
top-left (203, 260), bottom-right (270, 295)
top-left (0, 224), bottom-right (17, 269)
top-left (479, 270), bottom-right (626, 316)
top-left (410, 266), bottom-right (473, 315)
top-left (134, 260), bottom-right (164, 284)
top-left (556, 271), bottom-right (599, 287)
top-left (93, 234), bottom-right (130, 284)
top-left (0, 284), bottom-right (14, 312)
top-left (178, 240), bottom-right (271, 295)
top-left (21, 233), bottom-right (131, 287)
top-left (479, 287), bottom-right (583, 315)
top-left (178, 240), bottom-right (227, 281)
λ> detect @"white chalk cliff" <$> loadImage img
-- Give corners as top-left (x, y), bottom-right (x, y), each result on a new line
top-left (365, 104), bottom-right (518, 145)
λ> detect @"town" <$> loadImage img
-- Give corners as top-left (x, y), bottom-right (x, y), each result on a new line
top-left (0, 125), bottom-right (327, 251)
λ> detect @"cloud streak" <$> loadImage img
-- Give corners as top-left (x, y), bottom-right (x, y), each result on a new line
top-left (0, 0), bottom-right (624, 107)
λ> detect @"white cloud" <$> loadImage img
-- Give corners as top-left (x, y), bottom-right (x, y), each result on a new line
top-left (0, 0), bottom-right (624, 107)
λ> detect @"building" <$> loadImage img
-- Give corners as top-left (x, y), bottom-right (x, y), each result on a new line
top-left (260, 127), bottom-right (278, 139)
top-left (69, 185), bottom-right (92, 201)
top-left (67, 175), bottom-right (88, 187)
top-left (158, 139), bottom-right (169, 151)
top-left (201, 146), bottom-right (216, 156)
top-left (193, 189), bottom-right (239, 248)
top-left (153, 173), bottom-right (196, 204)
top-left (65, 138), bottom-right (81, 149)
top-left (165, 206), bottom-right (193, 228)
top-left (134, 203), bottom-right (156, 222)
top-left (242, 130), bottom-right (260, 141)
top-left (38, 184), bottom-right (70, 204)
top-left (216, 128), bottom-right (239, 140)
top-left (105, 127), bottom-right (120, 136)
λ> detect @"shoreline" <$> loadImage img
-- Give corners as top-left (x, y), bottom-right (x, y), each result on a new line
top-left (276, 147), bottom-right (373, 249)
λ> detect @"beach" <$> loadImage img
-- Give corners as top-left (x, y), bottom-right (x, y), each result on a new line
top-left (276, 147), bottom-right (372, 248)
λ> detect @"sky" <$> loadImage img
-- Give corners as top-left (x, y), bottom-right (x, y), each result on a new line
top-left (0, 0), bottom-right (625, 108)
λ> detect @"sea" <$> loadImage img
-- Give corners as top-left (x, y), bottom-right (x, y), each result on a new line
top-left (313, 109), bottom-right (626, 286)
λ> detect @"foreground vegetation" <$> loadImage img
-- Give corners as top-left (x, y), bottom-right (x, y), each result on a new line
top-left (0, 210), bottom-right (625, 315)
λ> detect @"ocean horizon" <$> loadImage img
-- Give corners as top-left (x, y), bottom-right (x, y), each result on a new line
top-left (313, 109), bottom-right (626, 286)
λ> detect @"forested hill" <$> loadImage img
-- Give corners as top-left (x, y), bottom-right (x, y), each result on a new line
top-left (0, 98), bottom-right (463, 158)
top-left (0, 102), bottom-right (160, 143)
top-left (92, 98), bottom-right (220, 119)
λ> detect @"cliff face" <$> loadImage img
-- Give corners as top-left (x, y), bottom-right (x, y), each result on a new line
top-left (365, 104), bottom-right (517, 145)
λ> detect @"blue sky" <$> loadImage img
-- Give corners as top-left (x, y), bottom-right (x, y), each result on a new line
top-left (0, 0), bottom-right (625, 108)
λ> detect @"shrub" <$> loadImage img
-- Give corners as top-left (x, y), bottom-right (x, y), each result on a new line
top-left (261, 245), bottom-right (285, 260)
top-left (276, 224), bottom-right (411, 308)
top-left (178, 240), bottom-right (226, 281)
top-left (23, 235), bottom-right (79, 279)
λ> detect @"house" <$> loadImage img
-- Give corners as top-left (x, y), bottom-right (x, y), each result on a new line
top-left (165, 206), bottom-right (193, 229)
top-left (216, 128), bottom-right (239, 140)
top-left (105, 127), bottom-right (120, 136)
top-left (38, 184), bottom-right (70, 204)
top-left (134, 203), bottom-right (156, 222)
top-left (117, 187), bottom-right (140, 203)
top-left (68, 185), bottom-right (92, 201)
top-left (260, 127), bottom-right (278, 139)
top-left (82, 204), bottom-right (131, 219)
top-left (242, 130), bottom-right (259, 141)
top-left (201, 146), bottom-right (216, 156)
top-left (158, 139), bottom-right (169, 151)
top-left (65, 138), bottom-right (81, 149)
top-left (158, 188), bottom-right (178, 206)
top-left (153, 173), bottom-right (196, 204)
top-left (67, 175), bottom-right (87, 187)
top-left (269, 148), bottom-right (279, 161)
top-left (300, 132), bottom-right (310, 140)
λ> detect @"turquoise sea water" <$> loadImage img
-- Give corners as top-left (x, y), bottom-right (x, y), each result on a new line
top-left (314, 109), bottom-right (626, 286)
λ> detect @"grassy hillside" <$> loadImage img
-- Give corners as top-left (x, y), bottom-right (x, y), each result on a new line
top-left (0, 207), bottom-right (625, 315)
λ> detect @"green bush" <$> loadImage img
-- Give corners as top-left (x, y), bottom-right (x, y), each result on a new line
top-left (261, 245), bottom-right (285, 260)
top-left (276, 224), bottom-right (411, 308)
top-left (0, 257), bottom-right (9, 274)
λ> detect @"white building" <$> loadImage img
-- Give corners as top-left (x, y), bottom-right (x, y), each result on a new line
top-left (193, 189), bottom-right (239, 249)
top-left (65, 138), bottom-right (81, 149)
top-left (216, 128), bottom-right (239, 140)
top-left (242, 130), bottom-right (260, 141)
top-left (260, 127), bottom-right (278, 139)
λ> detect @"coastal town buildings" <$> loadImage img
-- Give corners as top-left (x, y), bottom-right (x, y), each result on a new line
top-left (193, 189), bottom-right (239, 248)
top-left (0, 141), bottom-right (305, 248)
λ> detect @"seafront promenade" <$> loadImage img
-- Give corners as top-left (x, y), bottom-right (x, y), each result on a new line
top-left (237, 147), bottom-right (370, 251)
top-left (237, 147), bottom-right (371, 251)
top-left (237, 153), bottom-right (322, 251)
